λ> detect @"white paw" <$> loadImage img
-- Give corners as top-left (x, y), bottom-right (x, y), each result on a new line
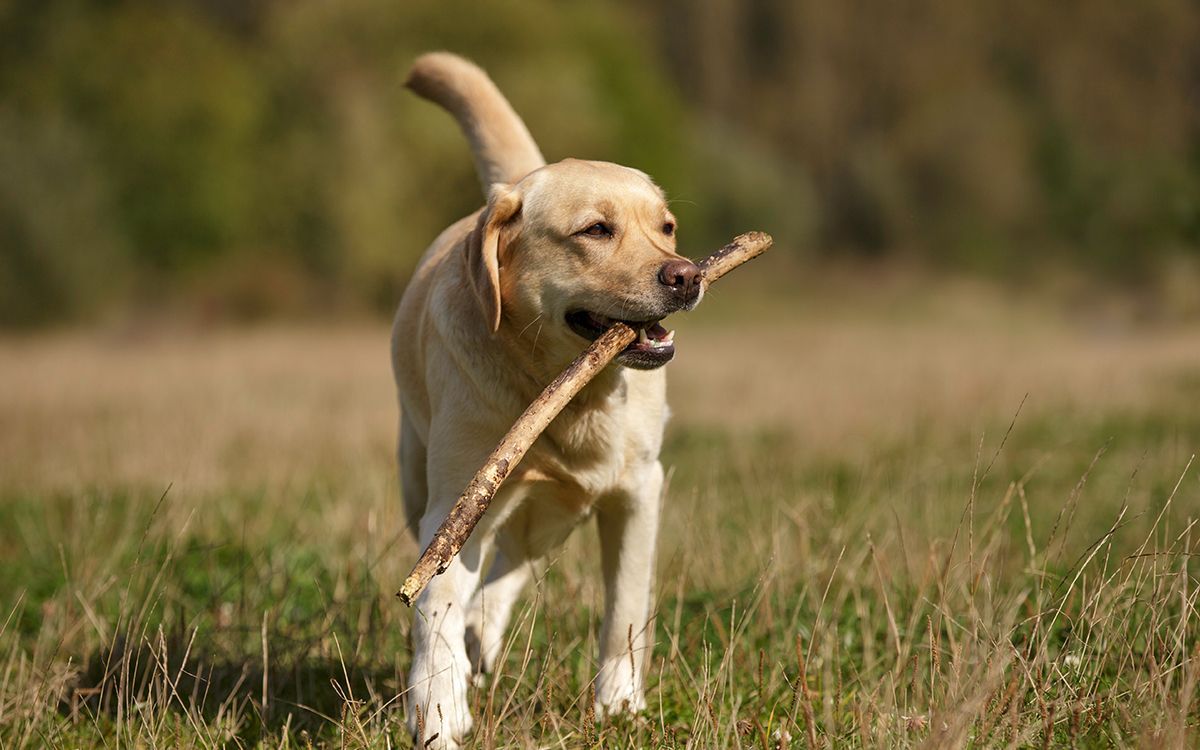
top-left (419, 733), bottom-right (463, 750)
top-left (412, 728), bottom-right (463, 750)
top-left (407, 693), bottom-right (471, 749)
top-left (595, 690), bottom-right (647, 718)
top-left (408, 659), bottom-right (473, 748)
top-left (594, 659), bottom-right (646, 718)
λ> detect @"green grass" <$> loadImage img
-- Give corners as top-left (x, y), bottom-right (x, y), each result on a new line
top-left (1, 313), bottom-right (1199, 748)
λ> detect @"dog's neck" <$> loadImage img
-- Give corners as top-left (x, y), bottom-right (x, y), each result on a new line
top-left (493, 323), bottom-right (627, 409)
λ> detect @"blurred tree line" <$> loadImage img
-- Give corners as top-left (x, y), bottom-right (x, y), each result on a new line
top-left (648, 0), bottom-right (1200, 276)
top-left (0, 0), bottom-right (1197, 327)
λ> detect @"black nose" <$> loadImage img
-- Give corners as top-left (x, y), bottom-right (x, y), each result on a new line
top-left (658, 258), bottom-right (702, 303)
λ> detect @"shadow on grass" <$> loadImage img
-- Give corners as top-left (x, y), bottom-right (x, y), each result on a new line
top-left (66, 631), bottom-right (408, 741)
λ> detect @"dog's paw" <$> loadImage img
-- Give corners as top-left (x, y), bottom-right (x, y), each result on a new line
top-left (411, 730), bottom-right (462, 750)
top-left (407, 662), bottom-right (473, 749)
top-left (407, 699), bottom-right (471, 750)
top-left (594, 659), bottom-right (646, 718)
top-left (595, 690), bottom-right (647, 718)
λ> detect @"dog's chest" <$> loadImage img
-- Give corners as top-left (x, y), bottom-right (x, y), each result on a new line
top-left (526, 379), bottom-right (664, 502)
top-left (535, 405), bottom-right (629, 498)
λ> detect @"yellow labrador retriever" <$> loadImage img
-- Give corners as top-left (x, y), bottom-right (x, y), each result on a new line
top-left (393, 52), bottom-right (701, 748)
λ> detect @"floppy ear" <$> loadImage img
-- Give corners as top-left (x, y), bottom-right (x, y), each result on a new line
top-left (467, 183), bottom-right (522, 333)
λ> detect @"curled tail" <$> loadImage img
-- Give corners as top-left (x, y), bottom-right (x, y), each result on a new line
top-left (406, 52), bottom-right (546, 193)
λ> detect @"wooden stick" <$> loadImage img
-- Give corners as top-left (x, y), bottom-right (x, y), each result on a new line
top-left (397, 231), bottom-right (773, 605)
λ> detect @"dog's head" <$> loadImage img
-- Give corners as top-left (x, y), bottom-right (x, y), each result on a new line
top-left (467, 158), bottom-right (701, 370)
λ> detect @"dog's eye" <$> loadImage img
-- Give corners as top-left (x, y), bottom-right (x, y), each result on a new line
top-left (579, 222), bottom-right (612, 238)
top-left (662, 222), bottom-right (675, 236)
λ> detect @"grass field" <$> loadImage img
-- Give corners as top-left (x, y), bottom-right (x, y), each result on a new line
top-left (2, 276), bottom-right (1199, 748)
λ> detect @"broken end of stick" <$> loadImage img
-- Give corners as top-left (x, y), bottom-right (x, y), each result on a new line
top-left (698, 232), bottom-right (774, 285)
top-left (397, 557), bottom-right (451, 605)
top-left (396, 575), bottom-right (422, 606)
top-left (738, 230), bottom-right (772, 247)
top-left (729, 231), bottom-right (773, 261)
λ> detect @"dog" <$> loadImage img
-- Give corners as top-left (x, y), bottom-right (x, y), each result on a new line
top-left (392, 52), bottom-right (702, 748)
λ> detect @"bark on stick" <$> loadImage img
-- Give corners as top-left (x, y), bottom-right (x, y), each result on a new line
top-left (397, 231), bottom-right (773, 605)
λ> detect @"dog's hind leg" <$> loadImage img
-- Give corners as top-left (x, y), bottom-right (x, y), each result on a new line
top-left (399, 413), bottom-right (428, 535)
top-left (464, 537), bottom-right (533, 679)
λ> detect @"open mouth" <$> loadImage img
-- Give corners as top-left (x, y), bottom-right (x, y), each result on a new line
top-left (565, 310), bottom-right (675, 370)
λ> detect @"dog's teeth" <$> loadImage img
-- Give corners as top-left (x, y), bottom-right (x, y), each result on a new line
top-left (664, 330), bottom-right (675, 343)
top-left (638, 328), bottom-right (649, 344)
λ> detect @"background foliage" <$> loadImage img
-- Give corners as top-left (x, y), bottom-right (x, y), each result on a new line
top-left (1, 0), bottom-right (1198, 326)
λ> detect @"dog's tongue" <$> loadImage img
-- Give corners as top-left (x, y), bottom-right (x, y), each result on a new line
top-left (643, 322), bottom-right (670, 341)
top-left (630, 321), bottom-right (674, 350)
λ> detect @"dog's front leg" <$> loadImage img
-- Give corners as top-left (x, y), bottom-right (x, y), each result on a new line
top-left (594, 460), bottom-right (663, 717)
top-left (408, 501), bottom-right (488, 749)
